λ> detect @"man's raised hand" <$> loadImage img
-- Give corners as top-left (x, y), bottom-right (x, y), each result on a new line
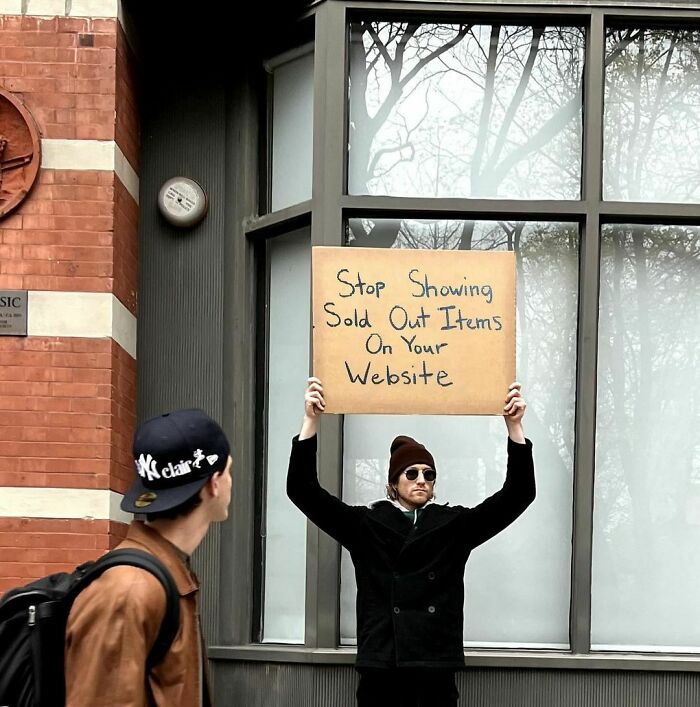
top-left (503, 382), bottom-right (526, 443)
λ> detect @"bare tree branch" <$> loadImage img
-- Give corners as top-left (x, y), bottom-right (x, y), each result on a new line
top-left (634, 37), bottom-right (677, 192)
top-left (488, 27), bottom-right (544, 171)
top-left (471, 24), bottom-right (501, 189)
top-left (400, 24), bottom-right (470, 88)
top-left (488, 89), bottom-right (580, 189)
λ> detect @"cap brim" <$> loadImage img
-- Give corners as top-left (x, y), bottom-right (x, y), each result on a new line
top-left (120, 474), bottom-right (210, 514)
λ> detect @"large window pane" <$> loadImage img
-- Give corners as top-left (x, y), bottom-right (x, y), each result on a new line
top-left (592, 224), bottom-right (700, 651)
top-left (348, 23), bottom-right (584, 199)
top-left (270, 49), bottom-right (314, 211)
top-left (340, 218), bottom-right (578, 648)
top-left (604, 28), bottom-right (700, 203)
top-left (263, 228), bottom-right (310, 643)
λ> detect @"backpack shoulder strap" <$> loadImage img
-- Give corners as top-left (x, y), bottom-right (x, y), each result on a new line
top-left (81, 548), bottom-right (181, 668)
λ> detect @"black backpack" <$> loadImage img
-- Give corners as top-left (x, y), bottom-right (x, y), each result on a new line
top-left (0, 548), bottom-right (180, 707)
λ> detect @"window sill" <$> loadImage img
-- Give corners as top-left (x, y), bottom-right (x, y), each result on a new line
top-left (208, 645), bottom-right (700, 672)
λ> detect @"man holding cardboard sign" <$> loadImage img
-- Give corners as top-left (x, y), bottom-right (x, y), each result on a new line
top-left (287, 377), bottom-right (535, 706)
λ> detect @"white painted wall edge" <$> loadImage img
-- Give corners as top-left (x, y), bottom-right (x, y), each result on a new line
top-left (41, 139), bottom-right (139, 204)
top-left (27, 291), bottom-right (137, 359)
top-left (0, 487), bottom-right (132, 524)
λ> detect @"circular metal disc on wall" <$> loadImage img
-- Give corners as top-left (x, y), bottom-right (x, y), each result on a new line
top-left (157, 177), bottom-right (208, 227)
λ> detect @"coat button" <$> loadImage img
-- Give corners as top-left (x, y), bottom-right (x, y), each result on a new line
top-left (428, 605), bottom-right (436, 614)
top-left (428, 572), bottom-right (436, 580)
top-left (393, 606), bottom-right (400, 614)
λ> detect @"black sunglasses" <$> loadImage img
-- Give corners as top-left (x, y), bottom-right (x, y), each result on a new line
top-left (403, 467), bottom-right (436, 482)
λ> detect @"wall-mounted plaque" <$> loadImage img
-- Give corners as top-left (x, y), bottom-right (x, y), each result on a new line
top-left (0, 89), bottom-right (41, 220)
top-left (0, 290), bottom-right (28, 336)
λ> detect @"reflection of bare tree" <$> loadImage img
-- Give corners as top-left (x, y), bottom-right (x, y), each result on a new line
top-left (596, 225), bottom-right (700, 640)
top-left (348, 458), bottom-right (385, 501)
top-left (462, 26), bottom-right (582, 197)
top-left (349, 22), bottom-right (585, 206)
top-left (351, 23), bottom-right (700, 210)
top-left (605, 29), bottom-right (700, 202)
top-left (350, 22), bottom-right (470, 195)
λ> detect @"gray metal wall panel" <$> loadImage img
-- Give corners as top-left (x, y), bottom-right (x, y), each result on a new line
top-left (211, 662), bottom-right (700, 706)
top-left (195, 525), bottom-right (221, 640)
top-left (211, 662), bottom-right (358, 707)
top-left (137, 77), bottom-right (229, 639)
top-left (137, 82), bottom-right (227, 423)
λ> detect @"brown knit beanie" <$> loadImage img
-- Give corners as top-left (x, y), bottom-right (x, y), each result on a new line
top-left (387, 435), bottom-right (436, 484)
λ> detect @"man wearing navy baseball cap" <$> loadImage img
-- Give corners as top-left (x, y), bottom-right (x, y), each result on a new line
top-left (65, 409), bottom-right (232, 707)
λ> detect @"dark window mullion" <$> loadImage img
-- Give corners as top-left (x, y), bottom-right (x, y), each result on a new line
top-left (219, 70), bottom-right (263, 647)
top-left (306, 0), bottom-right (348, 651)
top-left (260, 68), bottom-right (274, 217)
top-left (342, 195), bottom-right (586, 220)
top-left (600, 202), bottom-right (700, 223)
top-left (570, 8), bottom-right (606, 656)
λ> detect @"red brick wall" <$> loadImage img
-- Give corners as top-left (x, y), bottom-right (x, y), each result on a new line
top-left (0, 518), bottom-right (128, 594)
top-left (0, 337), bottom-right (118, 490)
top-left (0, 170), bottom-right (116, 293)
top-left (0, 13), bottom-right (139, 594)
top-left (113, 174), bottom-right (139, 313)
top-left (0, 16), bottom-right (117, 141)
top-left (115, 23), bottom-right (140, 175)
top-left (110, 339), bottom-right (137, 495)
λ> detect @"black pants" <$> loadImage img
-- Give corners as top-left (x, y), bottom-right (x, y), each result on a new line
top-left (356, 667), bottom-right (459, 707)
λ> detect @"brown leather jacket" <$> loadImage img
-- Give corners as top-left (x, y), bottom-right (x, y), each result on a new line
top-left (65, 521), bottom-right (210, 706)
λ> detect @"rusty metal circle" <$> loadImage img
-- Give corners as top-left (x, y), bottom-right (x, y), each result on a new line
top-left (0, 88), bottom-right (42, 220)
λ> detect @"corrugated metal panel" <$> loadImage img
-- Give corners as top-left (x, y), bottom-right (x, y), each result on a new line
top-left (211, 663), bottom-right (700, 706)
top-left (137, 74), bottom-right (230, 644)
top-left (211, 662), bottom-right (358, 707)
top-left (137, 80), bottom-right (227, 422)
top-left (459, 669), bottom-right (700, 706)
top-left (193, 524), bottom-right (220, 640)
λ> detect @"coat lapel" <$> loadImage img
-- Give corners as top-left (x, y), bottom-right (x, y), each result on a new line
top-left (401, 504), bottom-right (460, 547)
top-left (367, 501), bottom-right (461, 548)
top-left (366, 501), bottom-right (413, 538)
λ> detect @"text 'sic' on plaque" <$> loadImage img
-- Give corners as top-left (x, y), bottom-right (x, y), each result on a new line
top-left (0, 291), bottom-right (28, 336)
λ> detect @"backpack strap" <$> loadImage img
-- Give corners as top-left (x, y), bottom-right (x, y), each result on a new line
top-left (72, 548), bottom-right (181, 669)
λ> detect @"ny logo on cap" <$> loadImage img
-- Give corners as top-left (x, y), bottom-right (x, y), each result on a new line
top-left (136, 453), bottom-right (160, 481)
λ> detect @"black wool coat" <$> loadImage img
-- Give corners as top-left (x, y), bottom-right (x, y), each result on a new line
top-left (287, 434), bottom-right (536, 669)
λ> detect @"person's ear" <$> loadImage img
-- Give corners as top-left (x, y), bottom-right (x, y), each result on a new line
top-left (212, 471), bottom-right (226, 497)
top-left (204, 472), bottom-right (222, 499)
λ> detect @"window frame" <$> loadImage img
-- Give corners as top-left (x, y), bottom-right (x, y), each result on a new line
top-left (213, 0), bottom-right (700, 674)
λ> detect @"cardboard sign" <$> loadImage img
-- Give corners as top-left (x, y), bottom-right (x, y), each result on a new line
top-left (312, 247), bottom-right (515, 415)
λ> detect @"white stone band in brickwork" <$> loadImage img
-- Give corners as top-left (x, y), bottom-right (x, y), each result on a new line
top-left (0, 0), bottom-right (120, 19)
top-left (41, 139), bottom-right (139, 204)
top-left (0, 487), bottom-right (132, 523)
top-left (113, 144), bottom-right (140, 204)
top-left (28, 291), bottom-right (137, 359)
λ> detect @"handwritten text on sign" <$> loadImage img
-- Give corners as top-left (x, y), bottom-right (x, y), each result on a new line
top-left (312, 247), bottom-right (516, 415)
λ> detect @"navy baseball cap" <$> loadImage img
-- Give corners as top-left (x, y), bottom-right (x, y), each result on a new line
top-left (121, 408), bottom-right (231, 514)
